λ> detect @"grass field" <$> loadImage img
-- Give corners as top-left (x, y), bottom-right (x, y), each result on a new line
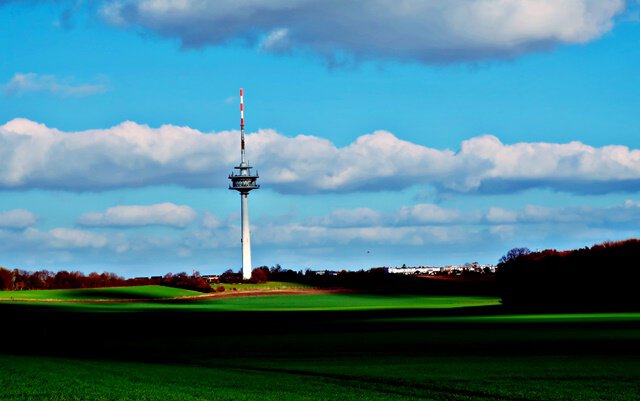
top-left (5, 293), bottom-right (502, 312)
top-left (3, 353), bottom-right (638, 401)
top-left (1, 285), bottom-right (640, 400)
top-left (0, 285), bottom-right (201, 300)
top-left (0, 285), bottom-right (501, 312)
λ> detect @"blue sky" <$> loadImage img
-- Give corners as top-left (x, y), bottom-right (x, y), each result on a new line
top-left (1, 0), bottom-right (640, 276)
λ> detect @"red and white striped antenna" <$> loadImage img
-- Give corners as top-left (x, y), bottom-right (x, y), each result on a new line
top-left (240, 88), bottom-right (246, 163)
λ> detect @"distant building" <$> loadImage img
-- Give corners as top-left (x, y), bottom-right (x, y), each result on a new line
top-left (387, 266), bottom-right (441, 275)
top-left (386, 264), bottom-right (496, 275)
top-left (309, 270), bottom-right (338, 276)
top-left (202, 275), bottom-right (220, 283)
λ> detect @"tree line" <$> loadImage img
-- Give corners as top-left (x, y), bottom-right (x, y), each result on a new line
top-left (497, 239), bottom-right (640, 309)
top-left (219, 264), bottom-right (498, 295)
top-left (0, 267), bottom-right (212, 293)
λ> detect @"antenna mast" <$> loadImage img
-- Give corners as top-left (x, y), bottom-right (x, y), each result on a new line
top-left (240, 88), bottom-right (246, 164)
top-left (228, 88), bottom-right (260, 280)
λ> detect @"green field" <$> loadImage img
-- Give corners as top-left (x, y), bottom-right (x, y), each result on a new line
top-left (1, 285), bottom-right (640, 400)
top-left (0, 285), bottom-right (501, 311)
top-left (3, 353), bottom-right (638, 401)
top-left (7, 293), bottom-right (501, 312)
top-left (0, 285), bottom-right (201, 300)
top-left (195, 293), bottom-right (500, 311)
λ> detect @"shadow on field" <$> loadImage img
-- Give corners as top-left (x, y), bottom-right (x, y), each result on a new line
top-left (233, 365), bottom-right (534, 401)
top-left (2, 302), bottom-right (640, 367)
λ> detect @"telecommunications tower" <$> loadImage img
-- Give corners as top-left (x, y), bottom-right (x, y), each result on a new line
top-left (229, 88), bottom-right (260, 280)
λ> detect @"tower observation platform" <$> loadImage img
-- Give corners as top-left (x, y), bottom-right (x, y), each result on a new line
top-left (229, 162), bottom-right (259, 193)
top-left (228, 88), bottom-right (259, 280)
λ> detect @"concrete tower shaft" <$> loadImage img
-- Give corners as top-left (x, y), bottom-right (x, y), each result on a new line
top-left (228, 88), bottom-right (259, 280)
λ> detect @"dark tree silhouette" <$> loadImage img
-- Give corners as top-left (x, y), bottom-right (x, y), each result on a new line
top-left (0, 267), bottom-right (211, 293)
top-left (220, 269), bottom-right (242, 284)
top-left (0, 268), bottom-right (13, 290)
top-left (498, 247), bottom-right (531, 265)
top-left (250, 267), bottom-right (269, 283)
top-left (497, 239), bottom-right (640, 310)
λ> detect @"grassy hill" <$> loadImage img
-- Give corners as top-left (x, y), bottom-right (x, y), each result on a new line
top-left (0, 285), bottom-right (201, 301)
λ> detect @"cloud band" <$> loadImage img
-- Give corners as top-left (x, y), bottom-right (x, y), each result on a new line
top-left (2, 118), bottom-right (640, 195)
top-left (101, 0), bottom-right (624, 64)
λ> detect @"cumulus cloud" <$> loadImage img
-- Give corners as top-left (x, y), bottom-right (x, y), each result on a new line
top-left (309, 208), bottom-right (383, 228)
top-left (483, 201), bottom-right (640, 228)
top-left (185, 200), bottom-right (640, 252)
top-left (185, 205), bottom-right (472, 251)
top-left (17, 227), bottom-right (110, 250)
top-left (298, 200), bottom-right (640, 232)
top-left (0, 209), bottom-right (37, 229)
top-left (201, 212), bottom-right (223, 230)
top-left (251, 224), bottom-right (469, 248)
top-left (456, 135), bottom-right (640, 194)
top-left (1, 200), bottom-right (638, 270)
top-left (2, 73), bottom-right (106, 97)
top-left (0, 226), bottom-right (137, 261)
top-left (303, 204), bottom-right (471, 229)
top-left (397, 204), bottom-right (470, 225)
top-left (79, 203), bottom-right (197, 227)
top-left (4, 118), bottom-right (640, 195)
top-left (485, 207), bottom-right (519, 224)
top-left (0, 118), bottom-right (236, 191)
top-left (246, 199), bottom-right (640, 250)
top-left (100, 0), bottom-right (624, 64)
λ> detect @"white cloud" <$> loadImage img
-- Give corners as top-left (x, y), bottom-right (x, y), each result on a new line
top-left (489, 201), bottom-right (640, 227)
top-left (201, 211), bottom-right (222, 229)
top-left (21, 227), bottom-right (110, 250)
top-left (78, 203), bottom-right (197, 227)
top-left (240, 199), bottom-right (640, 254)
top-left (624, 199), bottom-right (640, 207)
top-left (260, 28), bottom-right (291, 53)
top-left (485, 207), bottom-right (518, 224)
top-left (256, 199), bottom-right (640, 246)
top-left (4, 118), bottom-right (640, 195)
top-left (456, 135), bottom-right (640, 194)
top-left (0, 209), bottom-right (37, 229)
top-left (251, 224), bottom-right (469, 248)
top-left (397, 204), bottom-right (468, 225)
top-left (0, 118), bottom-right (236, 191)
top-left (3, 73), bottom-right (107, 97)
top-left (100, 0), bottom-right (624, 64)
top-left (310, 208), bottom-right (383, 227)
top-left (47, 228), bottom-right (109, 249)
top-left (1, 199), bottom-right (639, 271)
